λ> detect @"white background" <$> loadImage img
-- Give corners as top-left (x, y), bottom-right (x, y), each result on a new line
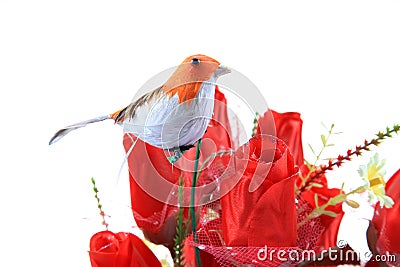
top-left (1, 1), bottom-right (399, 266)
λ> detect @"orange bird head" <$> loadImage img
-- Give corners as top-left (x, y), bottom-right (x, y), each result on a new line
top-left (163, 54), bottom-right (230, 103)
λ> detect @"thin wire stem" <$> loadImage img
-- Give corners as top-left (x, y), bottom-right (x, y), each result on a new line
top-left (190, 139), bottom-right (202, 267)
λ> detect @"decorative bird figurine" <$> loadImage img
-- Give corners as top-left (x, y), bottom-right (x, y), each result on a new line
top-left (49, 54), bottom-right (230, 155)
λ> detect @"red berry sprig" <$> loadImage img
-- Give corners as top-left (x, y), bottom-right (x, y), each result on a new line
top-left (91, 177), bottom-right (109, 230)
top-left (299, 124), bottom-right (400, 193)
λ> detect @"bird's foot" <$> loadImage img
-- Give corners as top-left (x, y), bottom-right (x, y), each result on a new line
top-left (167, 145), bottom-right (194, 163)
top-left (168, 150), bottom-right (183, 164)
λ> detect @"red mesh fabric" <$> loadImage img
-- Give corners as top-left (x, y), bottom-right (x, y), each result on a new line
top-left (295, 197), bottom-right (325, 252)
top-left (186, 198), bottom-right (324, 266)
top-left (185, 136), bottom-right (325, 267)
top-left (298, 165), bottom-right (343, 232)
top-left (297, 165), bottom-right (344, 250)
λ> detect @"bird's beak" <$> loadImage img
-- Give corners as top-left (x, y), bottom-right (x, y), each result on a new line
top-left (215, 65), bottom-right (231, 77)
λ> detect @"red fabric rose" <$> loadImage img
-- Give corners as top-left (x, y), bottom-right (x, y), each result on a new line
top-left (220, 135), bottom-right (298, 247)
top-left (89, 231), bottom-right (161, 267)
top-left (257, 110), bottom-right (304, 167)
top-left (258, 109), bottom-right (344, 248)
top-left (123, 87), bottom-right (233, 246)
top-left (258, 109), bottom-right (344, 249)
top-left (371, 168), bottom-right (400, 254)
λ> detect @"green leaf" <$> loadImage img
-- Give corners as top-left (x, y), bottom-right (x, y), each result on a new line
top-left (160, 259), bottom-right (171, 267)
top-left (314, 193), bottom-right (319, 207)
top-left (333, 131), bottom-right (344, 135)
top-left (304, 159), bottom-right (313, 170)
top-left (310, 182), bottom-right (323, 188)
top-left (327, 194), bottom-right (347, 205)
top-left (340, 183), bottom-right (345, 191)
top-left (294, 184), bottom-right (299, 193)
top-left (308, 144), bottom-right (316, 156)
top-left (298, 174), bottom-right (307, 183)
top-left (321, 210), bottom-right (338, 217)
top-left (321, 134), bottom-right (327, 146)
top-left (345, 199), bottom-right (360, 208)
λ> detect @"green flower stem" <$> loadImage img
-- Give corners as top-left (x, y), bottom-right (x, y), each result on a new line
top-left (298, 124), bottom-right (335, 191)
top-left (191, 139), bottom-right (202, 267)
top-left (173, 177), bottom-right (186, 267)
top-left (297, 185), bottom-right (365, 228)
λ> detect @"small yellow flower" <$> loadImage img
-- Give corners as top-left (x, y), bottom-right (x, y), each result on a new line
top-left (358, 153), bottom-right (394, 208)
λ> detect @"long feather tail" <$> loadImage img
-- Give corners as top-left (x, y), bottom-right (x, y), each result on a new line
top-left (49, 115), bottom-right (111, 145)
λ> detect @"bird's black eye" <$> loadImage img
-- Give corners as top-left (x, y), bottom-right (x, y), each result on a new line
top-left (191, 58), bottom-right (200, 65)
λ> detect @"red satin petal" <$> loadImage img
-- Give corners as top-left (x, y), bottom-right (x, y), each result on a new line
top-left (89, 231), bottom-right (119, 267)
top-left (221, 136), bottom-right (298, 247)
top-left (129, 234), bottom-right (162, 267)
top-left (115, 232), bottom-right (133, 267)
top-left (90, 231), bottom-right (119, 253)
top-left (257, 110), bottom-right (304, 167)
top-left (89, 232), bottom-right (161, 267)
top-left (249, 174), bottom-right (297, 247)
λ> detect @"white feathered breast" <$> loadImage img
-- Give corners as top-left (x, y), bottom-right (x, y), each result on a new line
top-left (123, 77), bottom-right (217, 150)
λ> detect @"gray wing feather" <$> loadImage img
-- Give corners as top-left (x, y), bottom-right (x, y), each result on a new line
top-left (49, 115), bottom-right (110, 145)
